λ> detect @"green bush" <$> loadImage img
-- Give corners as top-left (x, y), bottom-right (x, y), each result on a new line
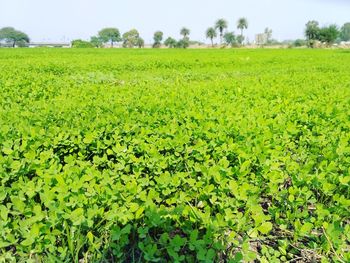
top-left (71, 39), bottom-right (94, 48)
top-left (293, 39), bottom-right (307, 47)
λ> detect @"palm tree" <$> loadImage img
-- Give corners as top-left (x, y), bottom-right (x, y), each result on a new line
top-left (206, 27), bottom-right (217, 47)
top-left (237, 17), bottom-right (248, 45)
top-left (215, 19), bottom-right (228, 44)
top-left (180, 27), bottom-right (190, 39)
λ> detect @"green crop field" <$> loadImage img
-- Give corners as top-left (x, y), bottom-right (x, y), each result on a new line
top-left (1, 48), bottom-right (350, 262)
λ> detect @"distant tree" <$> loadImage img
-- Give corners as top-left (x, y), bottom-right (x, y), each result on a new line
top-left (236, 35), bottom-right (244, 46)
top-left (98, 28), bottom-right (121, 47)
top-left (153, 31), bottom-right (163, 48)
top-left (223, 32), bottom-right (236, 47)
top-left (16, 40), bottom-right (29, 47)
top-left (180, 27), bottom-right (190, 39)
top-left (206, 27), bottom-right (217, 47)
top-left (305, 21), bottom-right (320, 48)
top-left (189, 40), bottom-right (205, 46)
top-left (136, 37), bottom-right (145, 48)
top-left (305, 21), bottom-right (339, 47)
top-left (122, 29), bottom-right (140, 48)
top-left (293, 39), bottom-right (307, 47)
top-left (215, 19), bottom-right (228, 44)
top-left (237, 18), bottom-right (248, 45)
top-left (264, 28), bottom-right (273, 43)
top-left (318, 24), bottom-right (339, 45)
top-left (0, 27), bottom-right (30, 47)
top-left (90, 36), bottom-right (103, 48)
top-left (71, 39), bottom-right (94, 48)
top-left (305, 20), bottom-right (320, 41)
top-left (164, 37), bottom-right (177, 48)
top-left (340, 22), bottom-right (350, 41)
top-left (176, 37), bottom-right (190, 48)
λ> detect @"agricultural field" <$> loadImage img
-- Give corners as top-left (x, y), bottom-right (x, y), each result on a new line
top-left (1, 48), bottom-right (350, 262)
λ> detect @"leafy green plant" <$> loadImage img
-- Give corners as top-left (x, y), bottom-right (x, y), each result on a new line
top-left (0, 48), bottom-right (350, 262)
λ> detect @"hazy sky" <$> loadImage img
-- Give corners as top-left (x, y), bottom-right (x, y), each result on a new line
top-left (0, 0), bottom-right (349, 43)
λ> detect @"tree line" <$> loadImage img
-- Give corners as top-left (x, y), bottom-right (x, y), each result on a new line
top-left (72, 27), bottom-right (196, 48)
top-left (205, 18), bottom-right (248, 47)
top-left (1, 20), bottom-right (350, 48)
top-left (70, 18), bottom-right (249, 48)
top-left (304, 21), bottom-right (350, 47)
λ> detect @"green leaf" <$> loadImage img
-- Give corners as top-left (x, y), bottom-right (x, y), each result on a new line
top-left (258, 222), bottom-right (273, 235)
top-left (339, 176), bottom-right (350, 185)
top-left (0, 205), bottom-right (8, 221)
top-left (83, 134), bottom-right (94, 144)
top-left (3, 147), bottom-right (13, 155)
top-left (11, 196), bottom-right (25, 213)
top-left (21, 238), bottom-right (35, 246)
top-left (170, 235), bottom-right (185, 251)
top-left (135, 207), bottom-right (144, 219)
top-left (300, 222), bottom-right (314, 235)
top-left (87, 231), bottom-right (94, 244)
top-left (70, 207), bottom-right (85, 225)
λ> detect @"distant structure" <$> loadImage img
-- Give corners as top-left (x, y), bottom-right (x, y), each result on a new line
top-left (255, 33), bottom-right (268, 45)
top-left (0, 41), bottom-right (71, 48)
top-left (28, 42), bottom-right (71, 48)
